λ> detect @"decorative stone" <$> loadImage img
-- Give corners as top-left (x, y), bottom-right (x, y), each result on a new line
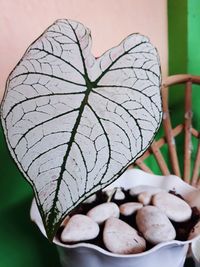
top-left (138, 192), bottom-right (152, 205)
top-left (120, 202), bottom-right (143, 216)
top-left (61, 215), bottom-right (70, 227)
top-left (83, 194), bottom-right (97, 204)
top-left (152, 192), bottom-right (192, 222)
top-left (188, 221), bottom-right (200, 240)
top-left (186, 190), bottom-right (200, 211)
top-left (136, 206), bottom-right (176, 244)
top-left (103, 217), bottom-right (146, 254)
top-left (129, 185), bottom-right (163, 196)
top-left (114, 188), bottom-right (125, 200)
top-left (61, 214), bottom-right (99, 243)
top-left (87, 202), bottom-right (120, 224)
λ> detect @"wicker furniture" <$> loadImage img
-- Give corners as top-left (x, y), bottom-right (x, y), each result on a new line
top-left (134, 74), bottom-right (200, 188)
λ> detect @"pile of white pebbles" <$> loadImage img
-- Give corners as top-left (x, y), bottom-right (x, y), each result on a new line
top-left (59, 185), bottom-right (200, 255)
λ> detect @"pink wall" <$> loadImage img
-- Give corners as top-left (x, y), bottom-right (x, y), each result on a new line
top-left (0, 0), bottom-right (168, 102)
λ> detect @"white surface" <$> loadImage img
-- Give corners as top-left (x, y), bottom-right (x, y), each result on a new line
top-left (192, 237), bottom-right (200, 267)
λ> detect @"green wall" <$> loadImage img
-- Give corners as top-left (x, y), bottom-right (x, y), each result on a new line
top-left (188, 0), bottom-right (200, 75)
top-left (168, 0), bottom-right (187, 75)
top-left (168, 0), bottom-right (187, 108)
top-left (188, 0), bottom-right (200, 130)
top-left (167, 0), bottom-right (200, 178)
top-left (168, 0), bottom-right (200, 76)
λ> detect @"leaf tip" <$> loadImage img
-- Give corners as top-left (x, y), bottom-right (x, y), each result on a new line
top-left (45, 220), bottom-right (61, 242)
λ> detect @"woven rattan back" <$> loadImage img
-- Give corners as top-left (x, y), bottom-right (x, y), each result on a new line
top-left (134, 74), bottom-right (200, 188)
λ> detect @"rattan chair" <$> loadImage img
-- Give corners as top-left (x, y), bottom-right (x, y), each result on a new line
top-left (133, 74), bottom-right (200, 188)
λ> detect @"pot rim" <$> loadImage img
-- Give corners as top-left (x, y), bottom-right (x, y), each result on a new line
top-left (53, 236), bottom-right (193, 258)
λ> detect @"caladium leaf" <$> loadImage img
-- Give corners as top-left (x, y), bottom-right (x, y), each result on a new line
top-left (1, 19), bottom-right (162, 240)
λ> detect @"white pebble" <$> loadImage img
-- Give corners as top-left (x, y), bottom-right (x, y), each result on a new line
top-left (129, 185), bottom-right (163, 196)
top-left (186, 190), bottom-right (200, 211)
top-left (83, 194), bottom-right (96, 204)
top-left (120, 202), bottom-right (143, 216)
top-left (103, 217), bottom-right (146, 254)
top-left (61, 215), bottom-right (70, 227)
top-left (61, 214), bottom-right (99, 243)
top-left (152, 192), bottom-right (192, 222)
top-left (138, 192), bottom-right (152, 205)
top-left (87, 202), bottom-right (120, 224)
top-left (136, 206), bottom-right (176, 244)
top-left (114, 188), bottom-right (125, 200)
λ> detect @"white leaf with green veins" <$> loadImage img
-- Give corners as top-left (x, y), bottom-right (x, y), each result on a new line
top-left (1, 19), bottom-right (162, 240)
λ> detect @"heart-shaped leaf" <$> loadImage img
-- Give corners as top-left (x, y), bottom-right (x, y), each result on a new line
top-left (1, 19), bottom-right (162, 240)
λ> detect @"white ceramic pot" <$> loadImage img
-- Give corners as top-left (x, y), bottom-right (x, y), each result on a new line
top-left (191, 237), bottom-right (200, 267)
top-left (30, 169), bottom-right (200, 267)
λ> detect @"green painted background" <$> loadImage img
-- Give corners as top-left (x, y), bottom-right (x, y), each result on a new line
top-left (188, 0), bottom-right (200, 76)
top-left (1, 1), bottom-right (200, 266)
top-left (168, 0), bottom-right (200, 76)
top-left (188, 0), bottom-right (200, 132)
top-left (163, 0), bottom-right (200, 180)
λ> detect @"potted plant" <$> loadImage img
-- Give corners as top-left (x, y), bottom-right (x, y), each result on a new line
top-left (30, 169), bottom-right (200, 267)
top-left (2, 19), bottom-right (198, 267)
